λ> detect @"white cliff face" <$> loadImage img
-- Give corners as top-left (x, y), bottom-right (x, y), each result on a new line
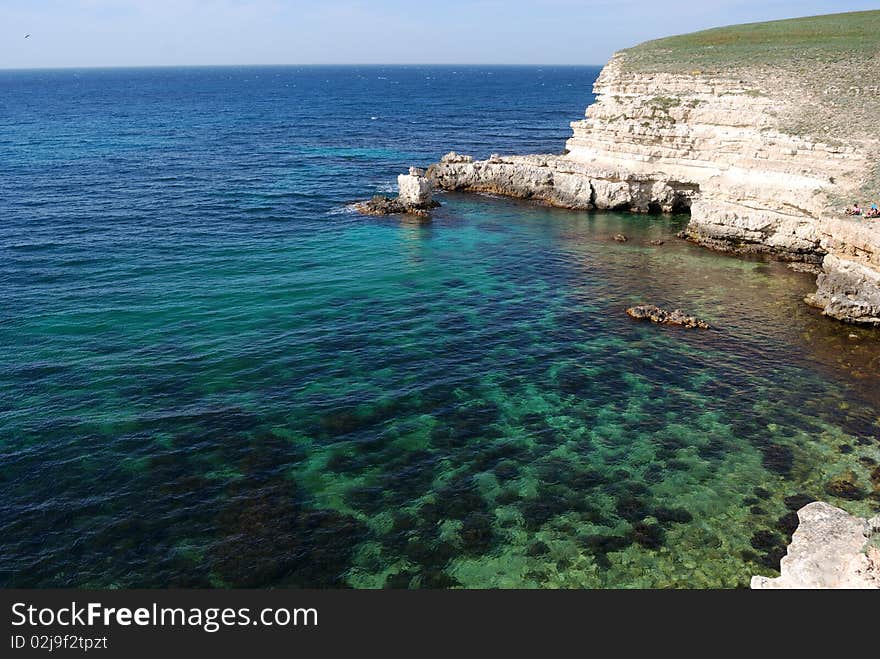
top-left (567, 55), bottom-right (868, 258)
top-left (428, 52), bottom-right (880, 324)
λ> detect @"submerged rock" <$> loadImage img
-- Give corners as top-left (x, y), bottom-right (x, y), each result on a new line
top-left (751, 502), bottom-right (880, 589)
top-left (626, 304), bottom-right (710, 329)
top-left (356, 167), bottom-right (440, 217)
top-left (824, 471), bottom-right (867, 500)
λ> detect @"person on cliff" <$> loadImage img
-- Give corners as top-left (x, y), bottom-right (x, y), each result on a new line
top-left (846, 202), bottom-right (862, 216)
top-left (867, 203), bottom-right (879, 218)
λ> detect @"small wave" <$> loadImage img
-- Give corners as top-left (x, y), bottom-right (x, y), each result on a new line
top-left (326, 204), bottom-right (359, 216)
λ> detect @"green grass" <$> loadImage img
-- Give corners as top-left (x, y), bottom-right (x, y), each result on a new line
top-left (622, 10), bottom-right (880, 71)
top-left (648, 96), bottom-right (681, 111)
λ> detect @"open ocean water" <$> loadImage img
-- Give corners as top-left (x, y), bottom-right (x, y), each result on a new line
top-left (1, 66), bottom-right (879, 588)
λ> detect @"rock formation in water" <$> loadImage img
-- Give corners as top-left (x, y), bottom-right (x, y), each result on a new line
top-left (357, 167), bottom-right (439, 216)
top-left (427, 12), bottom-right (880, 325)
top-left (397, 167), bottom-right (436, 207)
top-left (626, 305), bottom-right (710, 329)
top-left (751, 502), bottom-right (880, 589)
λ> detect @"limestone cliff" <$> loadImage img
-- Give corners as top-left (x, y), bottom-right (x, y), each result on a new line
top-left (428, 11), bottom-right (880, 325)
top-left (566, 55), bottom-right (867, 261)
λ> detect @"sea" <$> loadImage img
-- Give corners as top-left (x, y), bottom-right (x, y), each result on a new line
top-left (1, 66), bottom-right (878, 588)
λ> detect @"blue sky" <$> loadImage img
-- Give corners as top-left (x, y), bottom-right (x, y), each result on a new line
top-left (2, 0), bottom-right (878, 69)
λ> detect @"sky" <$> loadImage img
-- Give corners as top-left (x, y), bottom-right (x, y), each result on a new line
top-left (1, 0), bottom-right (879, 69)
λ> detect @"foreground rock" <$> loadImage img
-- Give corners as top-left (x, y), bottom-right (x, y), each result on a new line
top-left (356, 167), bottom-right (439, 217)
top-left (751, 502), bottom-right (880, 589)
top-left (626, 305), bottom-right (710, 329)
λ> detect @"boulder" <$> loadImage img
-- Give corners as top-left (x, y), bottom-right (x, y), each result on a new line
top-left (807, 253), bottom-right (880, 325)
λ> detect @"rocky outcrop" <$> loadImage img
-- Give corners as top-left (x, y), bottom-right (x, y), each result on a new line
top-left (806, 218), bottom-right (880, 325)
top-left (807, 255), bottom-right (880, 325)
top-left (428, 151), bottom-right (696, 213)
top-left (356, 168), bottom-right (439, 217)
top-left (751, 502), bottom-right (880, 589)
top-left (626, 305), bottom-right (710, 329)
top-left (427, 39), bottom-right (880, 324)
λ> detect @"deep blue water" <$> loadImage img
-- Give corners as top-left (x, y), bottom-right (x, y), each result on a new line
top-left (1, 66), bottom-right (878, 588)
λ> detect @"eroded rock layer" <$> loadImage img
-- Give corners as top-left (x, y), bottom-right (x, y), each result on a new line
top-left (428, 151), bottom-right (697, 213)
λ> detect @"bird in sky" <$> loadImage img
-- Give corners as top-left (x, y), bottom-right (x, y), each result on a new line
top-left (25, 34), bottom-right (30, 38)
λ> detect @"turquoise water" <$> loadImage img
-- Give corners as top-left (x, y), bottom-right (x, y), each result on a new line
top-left (1, 67), bottom-right (879, 588)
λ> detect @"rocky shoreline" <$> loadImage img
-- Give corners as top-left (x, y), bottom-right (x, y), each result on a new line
top-left (422, 46), bottom-right (880, 326)
top-left (428, 151), bottom-right (697, 213)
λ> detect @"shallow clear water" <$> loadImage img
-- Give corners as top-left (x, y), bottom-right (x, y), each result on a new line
top-left (1, 67), bottom-right (879, 588)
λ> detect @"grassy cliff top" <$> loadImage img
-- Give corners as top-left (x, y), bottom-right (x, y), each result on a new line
top-left (619, 10), bottom-right (880, 200)
top-left (621, 10), bottom-right (880, 71)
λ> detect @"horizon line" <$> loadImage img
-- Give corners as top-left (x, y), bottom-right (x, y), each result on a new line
top-left (0, 62), bottom-right (606, 73)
